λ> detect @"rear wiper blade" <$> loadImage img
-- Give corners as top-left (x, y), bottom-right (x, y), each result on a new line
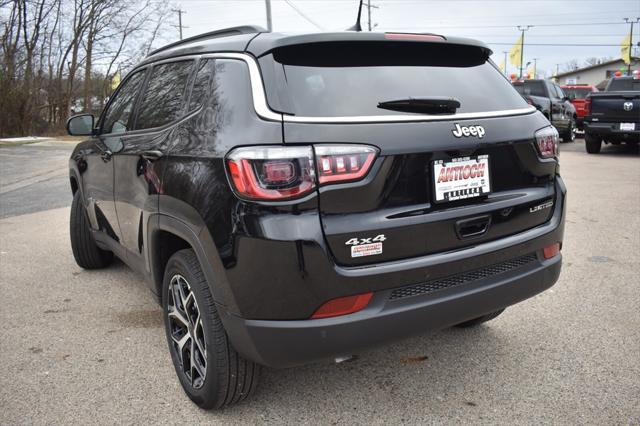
top-left (377, 96), bottom-right (461, 114)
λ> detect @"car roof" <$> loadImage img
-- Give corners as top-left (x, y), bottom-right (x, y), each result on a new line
top-left (142, 26), bottom-right (492, 65)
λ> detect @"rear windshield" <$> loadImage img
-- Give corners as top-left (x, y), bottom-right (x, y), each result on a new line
top-left (513, 81), bottom-right (546, 97)
top-left (262, 42), bottom-right (528, 117)
top-left (562, 87), bottom-right (593, 99)
top-left (606, 78), bottom-right (640, 91)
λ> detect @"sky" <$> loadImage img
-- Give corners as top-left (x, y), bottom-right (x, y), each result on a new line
top-left (173, 0), bottom-right (640, 77)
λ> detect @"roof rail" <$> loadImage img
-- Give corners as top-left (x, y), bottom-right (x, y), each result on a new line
top-left (147, 25), bottom-right (267, 57)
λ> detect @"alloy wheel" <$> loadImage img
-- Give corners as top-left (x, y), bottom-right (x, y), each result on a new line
top-left (167, 274), bottom-right (207, 389)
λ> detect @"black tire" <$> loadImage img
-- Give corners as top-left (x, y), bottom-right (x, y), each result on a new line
top-left (454, 309), bottom-right (505, 328)
top-left (562, 118), bottom-right (576, 142)
top-left (585, 132), bottom-right (602, 154)
top-left (70, 191), bottom-right (113, 269)
top-left (162, 249), bottom-right (259, 409)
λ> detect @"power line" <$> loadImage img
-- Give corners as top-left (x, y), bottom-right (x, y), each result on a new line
top-left (393, 21), bottom-right (631, 30)
top-left (283, 0), bottom-right (324, 30)
top-left (487, 42), bottom-right (628, 46)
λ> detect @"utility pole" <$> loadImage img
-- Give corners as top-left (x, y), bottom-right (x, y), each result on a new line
top-left (363, 0), bottom-right (379, 31)
top-left (265, 0), bottom-right (272, 32)
top-left (517, 25), bottom-right (532, 79)
top-left (555, 63), bottom-right (560, 79)
top-left (172, 8), bottom-right (187, 40)
top-left (624, 17), bottom-right (639, 74)
top-left (503, 51), bottom-right (508, 77)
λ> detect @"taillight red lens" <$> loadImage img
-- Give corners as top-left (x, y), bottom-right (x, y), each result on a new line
top-left (311, 292), bottom-right (373, 319)
top-left (226, 146), bottom-right (315, 200)
top-left (534, 126), bottom-right (559, 159)
top-left (314, 145), bottom-right (377, 184)
top-left (226, 145), bottom-right (378, 201)
top-left (584, 97), bottom-right (591, 116)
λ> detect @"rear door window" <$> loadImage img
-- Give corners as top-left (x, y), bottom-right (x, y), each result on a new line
top-left (135, 60), bottom-right (194, 130)
top-left (262, 42), bottom-right (528, 117)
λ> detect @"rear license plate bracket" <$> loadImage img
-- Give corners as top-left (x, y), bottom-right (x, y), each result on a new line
top-left (432, 155), bottom-right (491, 203)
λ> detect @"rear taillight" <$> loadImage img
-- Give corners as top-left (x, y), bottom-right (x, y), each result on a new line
top-left (534, 126), bottom-right (559, 159)
top-left (584, 97), bottom-right (591, 116)
top-left (314, 145), bottom-right (377, 184)
top-left (226, 144), bottom-right (378, 201)
top-left (226, 146), bottom-right (315, 200)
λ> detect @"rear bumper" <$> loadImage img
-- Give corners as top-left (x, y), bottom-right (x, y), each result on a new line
top-left (219, 177), bottom-right (566, 368)
top-left (584, 121), bottom-right (640, 141)
top-left (221, 253), bottom-right (561, 368)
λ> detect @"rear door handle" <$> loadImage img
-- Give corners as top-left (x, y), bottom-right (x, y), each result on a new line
top-left (141, 150), bottom-right (163, 161)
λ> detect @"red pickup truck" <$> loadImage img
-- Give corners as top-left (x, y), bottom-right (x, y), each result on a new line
top-left (561, 85), bottom-right (598, 130)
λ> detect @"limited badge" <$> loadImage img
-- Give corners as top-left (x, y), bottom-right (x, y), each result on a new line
top-left (530, 200), bottom-right (554, 213)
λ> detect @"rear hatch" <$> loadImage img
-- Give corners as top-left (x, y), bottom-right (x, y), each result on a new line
top-left (258, 37), bottom-right (557, 267)
top-left (590, 93), bottom-right (640, 123)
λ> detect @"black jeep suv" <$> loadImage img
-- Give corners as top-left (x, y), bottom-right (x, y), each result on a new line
top-left (67, 26), bottom-right (565, 409)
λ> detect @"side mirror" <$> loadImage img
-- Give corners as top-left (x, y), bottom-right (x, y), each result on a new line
top-left (67, 114), bottom-right (95, 136)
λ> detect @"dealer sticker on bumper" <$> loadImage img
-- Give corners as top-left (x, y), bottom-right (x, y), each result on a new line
top-left (351, 242), bottom-right (383, 258)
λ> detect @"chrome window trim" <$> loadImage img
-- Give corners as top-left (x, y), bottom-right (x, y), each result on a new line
top-left (166, 52), bottom-right (537, 124)
top-left (201, 53), bottom-right (283, 122)
top-left (280, 107), bottom-right (538, 124)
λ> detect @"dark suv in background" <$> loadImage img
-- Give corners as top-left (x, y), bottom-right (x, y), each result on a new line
top-left (67, 26), bottom-right (566, 409)
top-left (513, 79), bottom-right (577, 142)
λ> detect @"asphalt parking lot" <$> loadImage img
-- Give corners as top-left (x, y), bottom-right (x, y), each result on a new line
top-left (1, 138), bottom-right (639, 424)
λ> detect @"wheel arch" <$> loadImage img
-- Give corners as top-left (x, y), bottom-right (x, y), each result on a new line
top-left (147, 211), bottom-right (239, 315)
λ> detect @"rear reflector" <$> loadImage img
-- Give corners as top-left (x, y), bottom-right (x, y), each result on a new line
top-left (311, 292), bottom-right (373, 319)
top-left (543, 243), bottom-right (561, 259)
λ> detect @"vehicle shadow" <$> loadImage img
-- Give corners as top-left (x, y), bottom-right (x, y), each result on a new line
top-left (597, 143), bottom-right (639, 157)
top-left (220, 321), bottom-right (532, 421)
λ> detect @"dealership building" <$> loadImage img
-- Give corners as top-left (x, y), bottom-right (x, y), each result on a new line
top-left (552, 57), bottom-right (639, 89)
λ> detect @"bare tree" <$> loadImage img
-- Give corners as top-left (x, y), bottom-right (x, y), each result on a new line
top-left (562, 59), bottom-right (579, 73)
top-left (0, 0), bottom-right (174, 137)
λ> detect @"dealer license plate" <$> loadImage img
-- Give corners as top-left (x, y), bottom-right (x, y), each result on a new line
top-left (433, 155), bottom-right (491, 202)
top-left (620, 123), bottom-right (635, 131)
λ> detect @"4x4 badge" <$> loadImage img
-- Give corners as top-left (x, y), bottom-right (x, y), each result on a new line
top-left (452, 123), bottom-right (485, 138)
